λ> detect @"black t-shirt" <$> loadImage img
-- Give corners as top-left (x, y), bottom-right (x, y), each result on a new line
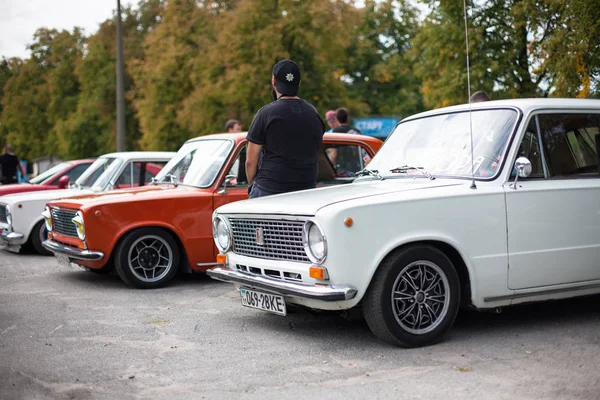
top-left (247, 98), bottom-right (325, 192)
top-left (332, 125), bottom-right (361, 134)
top-left (0, 153), bottom-right (20, 183)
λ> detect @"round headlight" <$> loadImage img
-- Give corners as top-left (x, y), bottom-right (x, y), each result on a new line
top-left (303, 221), bottom-right (327, 264)
top-left (212, 216), bottom-right (231, 252)
top-left (42, 206), bottom-right (52, 231)
top-left (5, 205), bottom-right (12, 226)
top-left (72, 211), bottom-right (86, 240)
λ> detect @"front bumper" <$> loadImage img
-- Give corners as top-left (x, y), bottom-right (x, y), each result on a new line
top-left (0, 230), bottom-right (25, 252)
top-left (42, 240), bottom-right (104, 261)
top-left (207, 266), bottom-right (357, 302)
top-left (0, 231), bottom-right (24, 244)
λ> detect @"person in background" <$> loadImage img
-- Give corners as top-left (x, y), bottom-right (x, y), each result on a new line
top-left (225, 119), bottom-right (242, 133)
top-left (325, 110), bottom-right (339, 132)
top-left (470, 91), bottom-right (491, 103)
top-left (329, 107), bottom-right (370, 166)
top-left (246, 59), bottom-right (325, 199)
top-left (0, 144), bottom-right (26, 184)
top-left (332, 107), bottom-right (361, 134)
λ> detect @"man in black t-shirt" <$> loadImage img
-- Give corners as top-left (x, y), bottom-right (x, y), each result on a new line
top-left (246, 59), bottom-right (325, 198)
top-left (331, 107), bottom-right (361, 134)
top-left (0, 144), bottom-right (26, 184)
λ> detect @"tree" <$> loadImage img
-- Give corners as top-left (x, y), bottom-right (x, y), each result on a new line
top-left (1, 28), bottom-right (84, 161)
top-left (131, 0), bottom-right (212, 151)
top-left (179, 0), bottom-right (363, 135)
top-left (56, 1), bottom-right (165, 159)
top-left (344, 0), bottom-right (425, 117)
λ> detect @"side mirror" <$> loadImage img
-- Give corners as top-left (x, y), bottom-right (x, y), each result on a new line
top-left (510, 157), bottom-right (532, 189)
top-left (218, 174), bottom-right (237, 195)
top-left (58, 175), bottom-right (70, 189)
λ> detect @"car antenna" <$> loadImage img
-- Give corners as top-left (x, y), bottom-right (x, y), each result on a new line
top-left (463, 0), bottom-right (476, 190)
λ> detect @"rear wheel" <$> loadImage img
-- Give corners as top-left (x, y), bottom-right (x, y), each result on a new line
top-left (30, 220), bottom-right (51, 256)
top-left (114, 227), bottom-right (180, 289)
top-left (363, 245), bottom-right (460, 347)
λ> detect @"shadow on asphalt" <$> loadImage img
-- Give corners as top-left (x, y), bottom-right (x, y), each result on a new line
top-left (238, 294), bottom-right (600, 349)
top-left (56, 268), bottom-right (219, 290)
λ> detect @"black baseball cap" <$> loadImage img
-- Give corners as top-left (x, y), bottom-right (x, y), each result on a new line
top-left (272, 59), bottom-right (300, 96)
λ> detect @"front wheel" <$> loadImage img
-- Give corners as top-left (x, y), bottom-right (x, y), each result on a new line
top-left (114, 227), bottom-right (180, 289)
top-left (363, 245), bottom-right (460, 347)
top-left (31, 220), bottom-right (52, 255)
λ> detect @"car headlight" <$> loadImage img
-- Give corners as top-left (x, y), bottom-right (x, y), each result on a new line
top-left (42, 206), bottom-right (52, 231)
top-left (72, 211), bottom-right (86, 240)
top-left (303, 221), bottom-right (327, 264)
top-left (212, 216), bottom-right (232, 252)
top-left (5, 205), bottom-right (12, 226)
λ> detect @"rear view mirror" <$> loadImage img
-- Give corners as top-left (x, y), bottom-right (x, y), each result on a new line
top-left (58, 176), bottom-right (70, 189)
top-left (510, 157), bottom-right (532, 190)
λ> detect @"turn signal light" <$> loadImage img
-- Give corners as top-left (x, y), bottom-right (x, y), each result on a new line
top-left (309, 266), bottom-right (328, 280)
top-left (216, 254), bottom-right (227, 264)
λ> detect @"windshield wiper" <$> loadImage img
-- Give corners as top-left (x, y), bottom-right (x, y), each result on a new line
top-left (355, 168), bottom-right (383, 180)
top-left (390, 165), bottom-right (435, 180)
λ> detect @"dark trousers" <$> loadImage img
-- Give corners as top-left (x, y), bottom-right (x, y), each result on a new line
top-left (248, 183), bottom-right (315, 199)
top-left (249, 184), bottom-right (284, 199)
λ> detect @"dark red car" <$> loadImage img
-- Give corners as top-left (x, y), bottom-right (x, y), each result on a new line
top-left (0, 159), bottom-right (95, 196)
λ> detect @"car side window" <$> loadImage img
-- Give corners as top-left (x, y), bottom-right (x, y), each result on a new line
top-left (512, 118), bottom-right (545, 178)
top-left (537, 113), bottom-right (599, 177)
top-left (318, 144), bottom-right (371, 184)
top-left (224, 146), bottom-right (248, 187)
top-left (64, 163), bottom-right (91, 183)
top-left (115, 162), bottom-right (135, 188)
top-left (143, 162), bottom-right (167, 183)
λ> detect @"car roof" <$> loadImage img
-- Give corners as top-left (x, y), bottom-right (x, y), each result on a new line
top-left (183, 131), bottom-right (383, 146)
top-left (403, 98), bottom-right (600, 122)
top-left (98, 151), bottom-right (176, 160)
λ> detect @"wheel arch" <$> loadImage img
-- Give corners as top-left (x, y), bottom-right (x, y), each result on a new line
top-left (110, 225), bottom-right (191, 273)
top-left (370, 239), bottom-right (473, 309)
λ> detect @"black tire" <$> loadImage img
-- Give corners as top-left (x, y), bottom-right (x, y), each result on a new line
top-left (30, 220), bottom-right (52, 256)
top-left (363, 245), bottom-right (460, 348)
top-left (114, 227), bottom-right (180, 289)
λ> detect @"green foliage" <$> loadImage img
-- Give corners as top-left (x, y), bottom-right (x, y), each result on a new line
top-left (0, 0), bottom-right (598, 162)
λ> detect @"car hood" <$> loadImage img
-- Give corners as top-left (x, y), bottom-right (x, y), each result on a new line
top-left (49, 185), bottom-right (209, 210)
top-left (0, 188), bottom-right (93, 205)
top-left (216, 178), bottom-right (466, 216)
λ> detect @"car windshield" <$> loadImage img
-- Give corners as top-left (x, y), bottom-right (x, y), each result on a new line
top-left (366, 109), bottom-right (519, 179)
top-left (153, 139), bottom-right (234, 187)
top-left (89, 158), bottom-right (124, 191)
top-left (29, 162), bottom-right (70, 184)
top-left (74, 157), bottom-right (121, 189)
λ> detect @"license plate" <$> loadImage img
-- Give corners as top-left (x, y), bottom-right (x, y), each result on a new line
top-left (56, 254), bottom-right (71, 267)
top-left (240, 288), bottom-right (286, 316)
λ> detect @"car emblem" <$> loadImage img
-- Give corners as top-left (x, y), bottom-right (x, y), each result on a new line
top-left (255, 227), bottom-right (265, 246)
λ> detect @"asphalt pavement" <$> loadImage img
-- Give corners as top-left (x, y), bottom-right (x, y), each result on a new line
top-left (1, 249), bottom-right (599, 400)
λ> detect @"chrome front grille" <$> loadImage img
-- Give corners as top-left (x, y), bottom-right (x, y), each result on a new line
top-left (230, 218), bottom-right (309, 263)
top-left (0, 204), bottom-right (6, 224)
top-left (51, 208), bottom-right (78, 238)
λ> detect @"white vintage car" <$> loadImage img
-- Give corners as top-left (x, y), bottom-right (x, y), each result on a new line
top-left (0, 152), bottom-right (174, 255)
top-left (208, 98), bottom-right (600, 347)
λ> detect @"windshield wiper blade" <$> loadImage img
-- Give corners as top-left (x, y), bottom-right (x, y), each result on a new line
top-left (356, 168), bottom-right (383, 180)
top-left (390, 165), bottom-right (435, 180)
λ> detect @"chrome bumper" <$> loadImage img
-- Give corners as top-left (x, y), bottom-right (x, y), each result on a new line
top-left (42, 240), bottom-right (104, 261)
top-left (0, 231), bottom-right (24, 244)
top-left (207, 267), bottom-right (357, 302)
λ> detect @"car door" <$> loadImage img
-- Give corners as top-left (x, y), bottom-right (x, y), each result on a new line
top-left (505, 111), bottom-right (600, 290)
top-left (213, 144), bottom-right (249, 211)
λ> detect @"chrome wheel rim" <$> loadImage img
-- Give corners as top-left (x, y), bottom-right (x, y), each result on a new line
top-left (127, 235), bottom-right (173, 283)
top-left (391, 260), bottom-right (450, 335)
top-left (38, 223), bottom-right (48, 245)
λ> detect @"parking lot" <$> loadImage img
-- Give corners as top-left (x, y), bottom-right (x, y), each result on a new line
top-left (0, 250), bottom-right (599, 400)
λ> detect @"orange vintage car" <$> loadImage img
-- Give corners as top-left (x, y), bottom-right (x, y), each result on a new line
top-left (42, 132), bottom-right (383, 288)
